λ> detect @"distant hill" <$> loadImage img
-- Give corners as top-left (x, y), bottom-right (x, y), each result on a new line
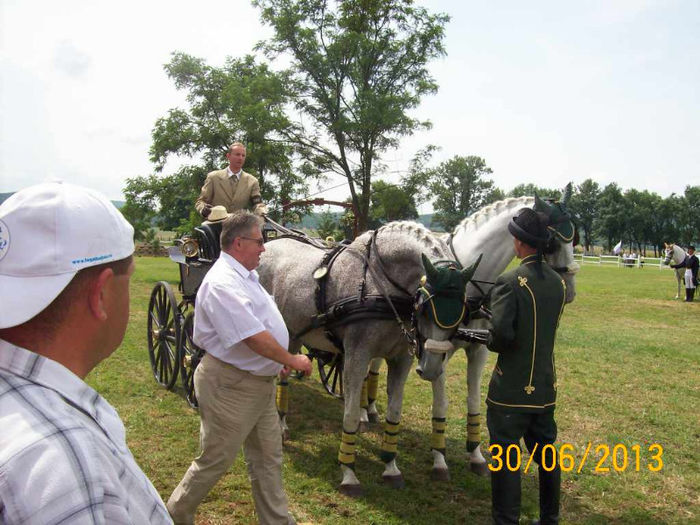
top-left (0, 191), bottom-right (125, 210)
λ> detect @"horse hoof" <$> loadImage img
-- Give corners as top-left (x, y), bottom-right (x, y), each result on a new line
top-left (470, 461), bottom-right (490, 477)
top-left (430, 468), bottom-right (450, 482)
top-left (339, 484), bottom-right (363, 498)
top-left (382, 474), bottom-right (405, 489)
top-left (281, 428), bottom-right (290, 443)
top-left (359, 421), bottom-right (369, 433)
top-left (367, 412), bottom-right (380, 424)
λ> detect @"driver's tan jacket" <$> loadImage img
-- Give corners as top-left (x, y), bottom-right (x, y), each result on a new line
top-left (195, 168), bottom-right (266, 216)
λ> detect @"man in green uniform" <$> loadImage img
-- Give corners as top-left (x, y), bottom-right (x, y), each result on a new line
top-left (486, 207), bottom-right (567, 525)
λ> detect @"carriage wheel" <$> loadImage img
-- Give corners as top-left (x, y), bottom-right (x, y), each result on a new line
top-left (179, 312), bottom-right (204, 408)
top-left (317, 351), bottom-right (344, 399)
top-left (147, 281), bottom-right (181, 390)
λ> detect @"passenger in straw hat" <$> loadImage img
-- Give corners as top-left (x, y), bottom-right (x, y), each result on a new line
top-left (0, 182), bottom-right (172, 524)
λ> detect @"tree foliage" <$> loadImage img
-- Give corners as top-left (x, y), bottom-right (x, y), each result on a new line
top-left (567, 179), bottom-right (600, 252)
top-left (254, 0), bottom-right (449, 231)
top-left (369, 180), bottom-right (418, 227)
top-left (428, 155), bottom-right (500, 231)
top-left (123, 53), bottom-right (310, 237)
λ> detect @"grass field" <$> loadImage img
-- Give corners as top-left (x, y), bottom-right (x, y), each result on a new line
top-left (87, 257), bottom-right (700, 524)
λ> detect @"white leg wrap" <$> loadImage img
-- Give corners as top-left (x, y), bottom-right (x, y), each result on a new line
top-left (341, 464), bottom-right (361, 486)
top-left (432, 449), bottom-right (448, 471)
top-left (382, 458), bottom-right (402, 477)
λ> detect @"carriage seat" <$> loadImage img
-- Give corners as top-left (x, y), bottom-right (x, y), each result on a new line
top-left (194, 220), bottom-right (223, 260)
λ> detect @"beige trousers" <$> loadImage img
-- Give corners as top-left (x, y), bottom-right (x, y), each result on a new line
top-left (167, 353), bottom-right (292, 525)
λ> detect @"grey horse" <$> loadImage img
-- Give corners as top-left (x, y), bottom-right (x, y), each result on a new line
top-left (257, 221), bottom-right (480, 496)
top-left (363, 189), bottom-right (580, 480)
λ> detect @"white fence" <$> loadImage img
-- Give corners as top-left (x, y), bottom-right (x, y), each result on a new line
top-left (573, 254), bottom-right (671, 269)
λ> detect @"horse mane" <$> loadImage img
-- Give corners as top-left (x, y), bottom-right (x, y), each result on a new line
top-left (454, 196), bottom-right (534, 235)
top-left (376, 221), bottom-right (447, 258)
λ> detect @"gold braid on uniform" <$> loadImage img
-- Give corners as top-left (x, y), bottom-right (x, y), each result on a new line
top-left (380, 419), bottom-right (401, 463)
top-left (431, 417), bottom-right (447, 455)
top-left (338, 428), bottom-right (358, 470)
top-left (466, 413), bottom-right (481, 452)
top-left (276, 378), bottom-right (289, 417)
top-left (367, 370), bottom-right (380, 405)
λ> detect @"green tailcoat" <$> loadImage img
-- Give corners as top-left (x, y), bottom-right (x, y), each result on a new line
top-left (486, 254), bottom-right (566, 413)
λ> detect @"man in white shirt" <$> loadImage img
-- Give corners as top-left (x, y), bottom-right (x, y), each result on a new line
top-left (195, 142), bottom-right (268, 218)
top-left (167, 211), bottom-right (311, 525)
top-left (0, 182), bottom-right (172, 524)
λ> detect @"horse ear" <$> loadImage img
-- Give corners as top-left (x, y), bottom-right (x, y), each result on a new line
top-left (534, 193), bottom-right (547, 212)
top-left (422, 253), bottom-right (438, 283)
top-left (562, 182), bottom-right (572, 205)
top-left (461, 253), bottom-right (483, 282)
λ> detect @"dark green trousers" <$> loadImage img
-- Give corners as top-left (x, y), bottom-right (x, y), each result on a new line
top-left (487, 410), bottom-right (561, 525)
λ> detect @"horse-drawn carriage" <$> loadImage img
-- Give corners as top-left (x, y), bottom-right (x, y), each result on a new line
top-left (146, 217), bottom-right (351, 407)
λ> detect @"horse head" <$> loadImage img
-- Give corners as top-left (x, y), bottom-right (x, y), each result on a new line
top-left (534, 186), bottom-right (579, 303)
top-left (414, 253), bottom-right (482, 381)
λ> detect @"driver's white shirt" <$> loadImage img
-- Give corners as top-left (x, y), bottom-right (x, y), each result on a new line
top-left (193, 251), bottom-right (287, 376)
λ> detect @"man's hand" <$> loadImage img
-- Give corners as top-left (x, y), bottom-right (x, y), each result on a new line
top-left (289, 354), bottom-right (312, 377)
top-left (202, 205), bottom-right (212, 218)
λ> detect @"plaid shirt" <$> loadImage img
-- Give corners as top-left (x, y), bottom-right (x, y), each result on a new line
top-left (0, 340), bottom-right (172, 524)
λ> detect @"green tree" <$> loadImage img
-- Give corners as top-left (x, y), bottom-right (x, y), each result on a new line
top-left (428, 155), bottom-right (499, 232)
top-left (623, 189), bottom-right (655, 253)
top-left (596, 183), bottom-right (626, 252)
top-left (370, 180), bottom-right (418, 226)
top-left (680, 185), bottom-right (700, 245)
top-left (315, 210), bottom-right (343, 241)
top-left (568, 179), bottom-right (600, 253)
top-left (254, 0), bottom-right (449, 232)
top-left (508, 183), bottom-right (561, 200)
top-left (123, 53), bottom-right (310, 237)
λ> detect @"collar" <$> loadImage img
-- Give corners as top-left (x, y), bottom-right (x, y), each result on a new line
top-left (220, 251), bottom-right (259, 282)
top-left (520, 254), bottom-right (539, 265)
top-left (227, 167), bottom-right (242, 180)
top-left (0, 339), bottom-right (128, 450)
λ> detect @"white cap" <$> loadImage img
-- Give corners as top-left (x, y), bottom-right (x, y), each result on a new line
top-left (0, 182), bottom-right (134, 329)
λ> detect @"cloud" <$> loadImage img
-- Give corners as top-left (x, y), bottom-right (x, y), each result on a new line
top-left (53, 40), bottom-right (91, 77)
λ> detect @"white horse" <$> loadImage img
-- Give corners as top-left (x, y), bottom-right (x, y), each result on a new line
top-left (363, 191), bottom-right (579, 480)
top-left (663, 243), bottom-right (687, 299)
top-left (258, 222), bottom-right (480, 496)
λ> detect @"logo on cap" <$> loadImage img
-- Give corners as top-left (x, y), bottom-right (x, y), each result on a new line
top-left (0, 219), bottom-right (9, 262)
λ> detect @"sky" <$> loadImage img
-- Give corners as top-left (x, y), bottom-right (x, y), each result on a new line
top-left (1, 0), bottom-right (699, 213)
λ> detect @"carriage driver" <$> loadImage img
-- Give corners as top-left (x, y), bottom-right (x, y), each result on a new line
top-left (0, 182), bottom-right (172, 524)
top-left (195, 142), bottom-right (268, 219)
top-left (167, 210), bottom-right (312, 525)
top-left (485, 207), bottom-right (567, 525)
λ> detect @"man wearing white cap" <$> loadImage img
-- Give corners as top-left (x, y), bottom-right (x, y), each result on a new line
top-left (0, 182), bottom-right (172, 524)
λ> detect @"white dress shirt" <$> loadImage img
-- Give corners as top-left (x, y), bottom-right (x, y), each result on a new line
top-left (0, 340), bottom-right (172, 524)
top-left (193, 251), bottom-right (288, 376)
top-left (226, 166), bottom-right (242, 180)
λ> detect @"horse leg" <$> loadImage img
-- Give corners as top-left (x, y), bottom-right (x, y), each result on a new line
top-left (359, 374), bottom-right (370, 431)
top-left (276, 340), bottom-right (302, 442)
top-left (380, 351), bottom-right (413, 489)
top-left (466, 343), bottom-right (489, 476)
top-left (367, 358), bottom-right (382, 423)
top-left (338, 351), bottom-right (370, 497)
top-left (276, 376), bottom-right (290, 442)
top-left (676, 272), bottom-right (682, 300)
top-left (429, 362), bottom-right (450, 481)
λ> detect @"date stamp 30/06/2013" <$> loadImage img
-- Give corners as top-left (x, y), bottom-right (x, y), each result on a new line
top-left (488, 443), bottom-right (664, 473)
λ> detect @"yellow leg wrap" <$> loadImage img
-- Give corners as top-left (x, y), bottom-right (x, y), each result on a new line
top-left (380, 419), bottom-right (401, 463)
top-left (467, 413), bottom-right (481, 452)
top-left (367, 371), bottom-right (380, 404)
top-left (338, 430), bottom-right (358, 469)
top-left (361, 376), bottom-right (369, 409)
top-left (431, 417), bottom-right (447, 453)
top-left (276, 379), bottom-right (289, 416)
